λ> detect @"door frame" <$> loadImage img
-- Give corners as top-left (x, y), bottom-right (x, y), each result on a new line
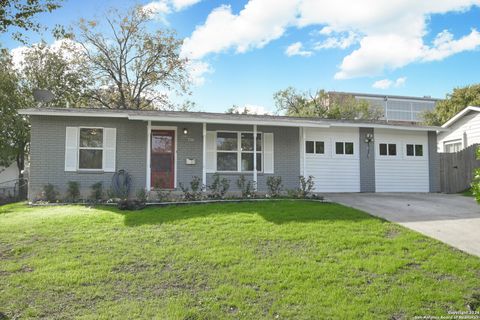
top-left (146, 124), bottom-right (177, 190)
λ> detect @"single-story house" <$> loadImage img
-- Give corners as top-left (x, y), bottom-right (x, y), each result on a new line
top-left (19, 108), bottom-right (444, 200)
top-left (438, 106), bottom-right (480, 153)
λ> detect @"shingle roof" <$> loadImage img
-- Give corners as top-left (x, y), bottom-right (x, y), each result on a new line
top-left (19, 107), bottom-right (445, 131)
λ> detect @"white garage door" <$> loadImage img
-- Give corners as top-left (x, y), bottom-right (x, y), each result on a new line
top-left (302, 128), bottom-right (360, 192)
top-left (374, 129), bottom-right (429, 192)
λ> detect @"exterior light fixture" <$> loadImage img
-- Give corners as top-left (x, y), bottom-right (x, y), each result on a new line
top-left (365, 133), bottom-right (374, 158)
top-left (183, 128), bottom-right (188, 135)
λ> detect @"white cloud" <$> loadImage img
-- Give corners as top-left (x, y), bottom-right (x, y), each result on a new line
top-left (141, 0), bottom-right (201, 22)
top-left (181, 0), bottom-right (480, 80)
top-left (181, 0), bottom-right (298, 60)
top-left (372, 76), bottom-right (407, 89)
top-left (372, 79), bottom-right (392, 89)
top-left (186, 60), bottom-right (213, 86)
top-left (285, 42), bottom-right (312, 57)
top-left (315, 31), bottom-right (358, 50)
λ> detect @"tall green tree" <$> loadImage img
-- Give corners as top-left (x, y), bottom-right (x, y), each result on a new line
top-left (273, 87), bottom-right (383, 120)
top-left (71, 6), bottom-right (190, 110)
top-left (0, 0), bottom-right (62, 43)
top-left (423, 84), bottom-right (480, 126)
top-left (0, 48), bottom-right (29, 193)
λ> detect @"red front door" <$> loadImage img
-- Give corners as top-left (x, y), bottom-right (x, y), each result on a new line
top-left (151, 130), bottom-right (175, 189)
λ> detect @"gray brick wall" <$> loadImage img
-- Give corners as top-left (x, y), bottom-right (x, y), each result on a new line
top-left (428, 131), bottom-right (440, 192)
top-left (205, 124), bottom-right (300, 192)
top-left (359, 127), bottom-right (376, 192)
top-left (29, 116), bottom-right (147, 200)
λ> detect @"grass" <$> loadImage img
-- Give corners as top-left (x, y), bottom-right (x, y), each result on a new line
top-left (460, 188), bottom-right (474, 197)
top-left (0, 201), bottom-right (479, 319)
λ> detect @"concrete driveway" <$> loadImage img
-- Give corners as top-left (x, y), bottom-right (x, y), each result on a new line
top-left (327, 193), bottom-right (480, 257)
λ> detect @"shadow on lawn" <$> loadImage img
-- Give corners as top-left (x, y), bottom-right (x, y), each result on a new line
top-left (101, 200), bottom-right (377, 227)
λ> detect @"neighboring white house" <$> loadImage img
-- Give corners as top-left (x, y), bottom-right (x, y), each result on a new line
top-left (0, 163), bottom-right (19, 187)
top-left (438, 106), bottom-right (480, 153)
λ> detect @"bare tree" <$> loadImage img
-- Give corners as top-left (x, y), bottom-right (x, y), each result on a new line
top-left (74, 6), bottom-right (190, 110)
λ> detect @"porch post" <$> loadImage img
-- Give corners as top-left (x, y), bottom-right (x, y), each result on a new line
top-left (253, 124), bottom-right (257, 191)
top-left (202, 123), bottom-right (207, 190)
top-left (302, 127), bottom-right (307, 177)
top-left (146, 120), bottom-right (152, 191)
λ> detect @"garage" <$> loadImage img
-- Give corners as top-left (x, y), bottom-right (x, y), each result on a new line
top-left (302, 127), bottom-right (360, 192)
top-left (374, 129), bottom-right (430, 192)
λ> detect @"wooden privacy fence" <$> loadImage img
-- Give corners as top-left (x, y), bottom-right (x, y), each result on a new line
top-left (439, 144), bottom-right (480, 193)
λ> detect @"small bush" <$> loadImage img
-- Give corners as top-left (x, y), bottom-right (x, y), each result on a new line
top-left (237, 175), bottom-right (256, 198)
top-left (208, 173), bottom-right (230, 199)
top-left (179, 176), bottom-right (203, 201)
top-left (117, 199), bottom-right (145, 211)
top-left (66, 181), bottom-right (80, 202)
top-left (156, 190), bottom-right (171, 202)
top-left (298, 175), bottom-right (315, 198)
top-left (266, 176), bottom-right (283, 198)
top-left (91, 182), bottom-right (104, 202)
top-left (136, 188), bottom-right (147, 203)
top-left (43, 184), bottom-right (58, 203)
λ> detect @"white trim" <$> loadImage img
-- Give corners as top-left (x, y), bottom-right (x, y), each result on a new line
top-left (19, 109), bottom-right (446, 131)
top-left (302, 127), bottom-right (306, 177)
top-left (442, 106), bottom-right (480, 128)
top-left (146, 121), bottom-right (151, 191)
top-left (78, 127), bottom-right (105, 170)
top-left (149, 125), bottom-right (177, 189)
top-left (202, 123), bottom-right (206, 190)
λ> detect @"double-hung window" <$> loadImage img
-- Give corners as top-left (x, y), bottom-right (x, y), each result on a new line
top-left (79, 128), bottom-right (104, 170)
top-left (216, 132), bottom-right (262, 172)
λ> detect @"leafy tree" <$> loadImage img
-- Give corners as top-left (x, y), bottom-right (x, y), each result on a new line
top-left (423, 84), bottom-right (480, 126)
top-left (0, 0), bottom-right (62, 43)
top-left (273, 87), bottom-right (382, 120)
top-left (18, 41), bottom-right (92, 108)
top-left (0, 48), bottom-right (29, 194)
top-left (72, 6), bottom-right (190, 110)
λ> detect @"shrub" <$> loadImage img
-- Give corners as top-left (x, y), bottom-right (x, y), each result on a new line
top-left (472, 147), bottom-right (480, 204)
top-left (266, 176), bottom-right (283, 198)
top-left (236, 175), bottom-right (256, 198)
top-left (208, 173), bottom-right (230, 199)
top-left (179, 176), bottom-right (203, 201)
top-left (136, 188), bottom-right (147, 203)
top-left (66, 181), bottom-right (80, 202)
top-left (43, 184), bottom-right (58, 202)
top-left (91, 182), bottom-right (104, 202)
top-left (156, 190), bottom-right (171, 202)
top-left (298, 175), bottom-right (315, 198)
top-left (117, 199), bottom-right (145, 211)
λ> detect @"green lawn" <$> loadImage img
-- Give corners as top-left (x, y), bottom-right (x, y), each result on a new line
top-left (0, 201), bottom-right (479, 319)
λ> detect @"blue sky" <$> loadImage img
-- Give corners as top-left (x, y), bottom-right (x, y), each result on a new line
top-left (2, 0), bottom-right (480, 113)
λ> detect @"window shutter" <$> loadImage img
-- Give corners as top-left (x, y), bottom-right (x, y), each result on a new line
top-left (65, 127), bottom-right (78, 171)
top-left (103, 128), bottom-right (116, 172)
top-left (264, 133), bottom-right (274, 174)
top-left (206, 131), bottom-right (216, 173)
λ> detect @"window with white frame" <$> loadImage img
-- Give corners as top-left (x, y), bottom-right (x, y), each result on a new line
top-left (305, 141), bottom-right (325, 154)
top-left (444, 140), bottom-right (462, 153)
top-left (335, 142), bottom-right (354, 155)
top-left (379, 143), bottom-right (397, 156)
top-left (406, 144), bottom-right (423, 157)
top-left (216, 132), bottom-right (262, 172)
top-left (79, 128), bottom-right (104, 169)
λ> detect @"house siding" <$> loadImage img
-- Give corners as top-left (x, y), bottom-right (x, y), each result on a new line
top-left (205, 124), bottom-right (300, 191)
top-left (428, 131), bottom-right (440, 192)
top-left (29, 116), bottom-right (147, 200)
top-left (359, 127), bottom-right (375, 192)
top-left (437, 111), bottom-right (480, 152)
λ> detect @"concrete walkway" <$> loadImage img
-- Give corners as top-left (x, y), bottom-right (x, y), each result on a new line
top-left (327, 193), bottom-right (480, 257)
